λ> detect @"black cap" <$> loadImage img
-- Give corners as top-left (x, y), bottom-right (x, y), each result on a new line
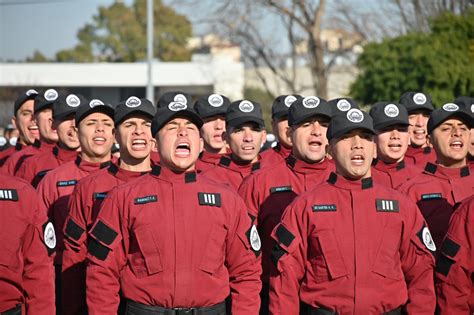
top-left (427, 102), bottom-right (473, 134)
top-left (369, 102), bottom-right (409, 130)
top-left (14, 89), bottom-right (39, 114)
top-left (151, 99), bottom-right (203, 136)
top-left (453, 96), bottom-right (474, 117)
top-left (288, 96), bottom-right (332, 126)
top-left (53, 93), bottom-right (88, 121)
top-left (34, 88), bottom-right (59, 112)
top-left (328, 98), bottom-right (359, 116)
top-left (272, 95), bottom-right (301, 120)
top-left (399, 91), bottom-right (434, 113)
top-left (114, 96), bottom-right (156, 125)
top-left (157, 91), bottom-right (193, 108)
top-left (327, 108), bottom-right (375, 141)
top-left (194, 93), bottom-right (230, 119)
top-left (75, 98), bottom-right (115, 126)
top-left (226, 100), bottom-right (265, 129)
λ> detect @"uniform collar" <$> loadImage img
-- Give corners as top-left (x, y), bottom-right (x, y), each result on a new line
top-left (406, 145), bottom-right (432, 157)
top-left (218, 154), bottom-right (261, 173)
top-left (423, 162), bottom-right (470, 179)
top-left (372, 158), bottom-right (406, 172)
top-left (74, 155), bottom-right (111, 172)
top-left (199, 150), bottom-right (224, 164)
top-left (273, 143), bottom-right (292, 158)
top-left (326, 172), bottom-right (374, 191)
top-left (152, 164), bottom-right (197, 183)
top-left (33, 139), bottom-right (41, 148)
top-left (14, 142), bottom-right (23, 151)
top-left (53, 145), bottom-right (78, 162)
top-left (287, 155), bottom-right (330, 173)
top-left (107, 162), bottom-right (148, 181)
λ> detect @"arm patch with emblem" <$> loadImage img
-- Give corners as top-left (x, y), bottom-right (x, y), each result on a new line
top-left (246, 224), bottom-right (261, 256)
top-left (42, 221), bottom-right (56, 256)
top-left (416, 224), bottom-right (436, 253)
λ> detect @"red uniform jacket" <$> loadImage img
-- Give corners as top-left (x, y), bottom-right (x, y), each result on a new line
top-left (201, 155), bottom-right (262, 191)
top-left (4, 140), bottom-right (55, 176)
top-left (16, 146), bottom-right (78, 187)
top-left (0, 142), bottom-right (23, 167)
top-left (371, 159), bottom-right (423, 190)
top-left (238, 156), bottom-right (334, 284)
top-left (195, 150), bottom-right (225, 172)
top-left (62, 163), bottom-right (146, 315)
top-left (86, 166), bottom-right (262, 315)
top-left (399, 163), bottom-right (474, 249)
top-left (404, 146), bottom-right (436, 169)
top-left (260, 143), bottom-right (292, 167)
top-left (0, 174), bottom-right (55, 315)
top-left (270, 173), bottom-right (436, 315)
top-left (150, 151), bottom-right (160, 165)
top-left (37, 156), bottom-right (111, 265)
top-left (435, 195), bottom-right (474, 314)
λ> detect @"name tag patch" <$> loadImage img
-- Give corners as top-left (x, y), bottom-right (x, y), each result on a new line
top-left (57, 180), bottom-right (77, 187)
top-left (270, 186), bottom-right (292, 194)
top-left (93, 192), bottom-right (108, 200)
top-left (376, 199), bottom-right (399, 212)
top-left (312, 204), bottom-right (337, 212)
top-left (134, 195), bottom-right (157, 205)
top-left (198, 192), bottom-right (221, 207)
top-left (0, 189), bottom-right (18, 201)
top-left (421, 193), bottom-right (442, 200)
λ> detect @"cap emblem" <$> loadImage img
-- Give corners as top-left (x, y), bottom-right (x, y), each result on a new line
top-left (337, 99), bottom-right (351, 112)
top-left (168, 102), bottom-right (187, 111)
top-left (239, 100), bottom-right (254, 113)
top-left (125, 96), bottom-right (141, 108)
top-left (347, 108), bottom-right (364, 123)
top-left (44, 89), bottom-right (58, 101)
top-left (174, 94), bottom-right (187, 104)
top-left (384, 104), bottom-right (399, 117)
top-left (208, 94), bottom-right (224, 107)
top-left (442, 103), bottom-right (459, 112)
top-left (89, 99), bottom-right (104, 108)
top-left (284, 95), bottom-right (297, 107)
top-left (26, 89), bottom-right (38, 96)
top-left (302, 96), bottom-right (320, 109)
top-left (66, 94), bottom-right (81, 107)
top-left (413, 93), bottom-right (426, 105)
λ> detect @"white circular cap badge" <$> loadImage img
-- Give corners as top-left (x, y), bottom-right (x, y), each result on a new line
top-left (302, 96), bottom-right (320, 109)
top-left (471, 104), bottom-right (474, 113)
top-left (125, 96), bottom-right (141, 108)
top-left (89, 99), bottom-right (104, 108)
top-left (44, 89), bottom-right (58, 101)
top-left (26, 89), bottom-right (38, 96)
top-left (337, 99), bottom-right (351, 112)
top-left (168, 102), bottom-right (187, 111)
top-left (208, 94), bottom-right (224, 107)
top-left (174, 94), bottom-right (187, 104)
top-left (44, 222), bottom-right (56, 249)
top-left (250, 225), bottom-right (261, 251)
top-left (284, 95), bottom-right (297, 107)
top-left (347, 108), bottom-right (364, 123)
top-left (442, 103), bottom-right (459, 112)
top-left (239, 100), bottom-right (254, 113)
top-left (422, 226), bottom-right (436, 251)
top-left (413, 93), bottom-right (427, 105)
top-left (384, 104), bottom-right (399, 117)
top-left (66, 94), bottom-right (81, 107)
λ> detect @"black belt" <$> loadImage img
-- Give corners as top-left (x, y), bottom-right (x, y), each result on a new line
top-left (126, 300), bottom-right (226, 315)
top-left (300, 302), bottom-right (402, 315)
top-left (0, 304), bottom-right (21, 315)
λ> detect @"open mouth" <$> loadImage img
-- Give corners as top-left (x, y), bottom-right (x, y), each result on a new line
top-left (413, 129), bottom-right (426, 139)
top-left (351, 154), bottom-right (365, 165)
top-left (450, 140), bottom-right (463, 150)
top-left (308, 140), bottom-right (323, 151)
top-left (175, 142), bottom-right (190, 157)
top-left (131, 139), bottom-right (147, 150)
top-left (28, 125), bottom-right (39, 135)
top-left (93, 137), bottom-right (106, 145)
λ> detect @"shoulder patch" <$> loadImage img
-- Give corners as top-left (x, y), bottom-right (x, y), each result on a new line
top-left (36, 169), bottom-right (51, 179)
top-left (198, 192), bottom-right (221, 207)
top-left (43, 221), bottom-right (56, 255)
top-left (57, 180), bottom-right (78, 187)
top-left (246, 224), bottom-right (261, 256)
top-left (375, 199), bottom-right (400, 212)
top-left (270, 186), bottom-right (293, 194)
top-left (421, 193), bottom-right (442, 200)
top-left (134, 195), bottom-right (158, 205)
top-left (0, 189), bottom-right (18, 201)
top-left (312, 204), bottom-right (337, 212)
top-left (417, 224), bottom-right (436, 252)
top-left (93, 192), bottom-right (108, 200)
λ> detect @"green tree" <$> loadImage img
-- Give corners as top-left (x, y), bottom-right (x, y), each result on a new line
top-left (350, 9), bottom-right (474, 107)
top-left (56, 0), bottom-right (192, 62)
top-left (25, 50), bottom-right (50, 62)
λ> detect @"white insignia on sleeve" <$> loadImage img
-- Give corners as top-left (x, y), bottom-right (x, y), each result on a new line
top-left (422, 227), bottom-right (436, 251)
top-left (250, 225), bottom-right (261, 251)
top-left (44, 222), bottom-right (56, 249)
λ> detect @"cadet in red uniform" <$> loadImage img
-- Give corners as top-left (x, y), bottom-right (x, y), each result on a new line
top-left (399, 91), bottom-right (437, 168)
top-left (86, 99), bottom-right (261, 315)
top-left (260, 95), bottom-right (300, 166)
top-left (239, 96), bottom-right (334, 314)
top-left (37, 98), bottom-right (114, 313)
top-left (0, 173), bottom-right (55, 315)
top-left (270, 109), bottom-right (436, 314)
top-left (369, 102), bottom-right (422, 189)
top-left (61, 96), bottom-right (155, 314)
top-left (399, 103), bottom-right (474, 249)
top-left (0, 89), bottom-right (39, 168)
top-left (4, 89), bottom-right (60, 176)
top-left (194, 93), bottom-right (231, 172)
top-left (435, 194), bottom-right (474, 313)
top-left (202, 100), bottom-right (267, 190)
top-left (454, 96), bottom-right (474, 167)
top-left (16, 93), bottom-right (83, 187)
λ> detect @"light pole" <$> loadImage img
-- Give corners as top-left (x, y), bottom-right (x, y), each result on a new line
top-left (146, 0), bottom-right (154, 103)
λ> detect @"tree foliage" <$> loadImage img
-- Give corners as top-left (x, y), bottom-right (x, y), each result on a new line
top-left (350, 9), bottom-right (474, 106)
top-left (55, 0), bottom-right (192, 62)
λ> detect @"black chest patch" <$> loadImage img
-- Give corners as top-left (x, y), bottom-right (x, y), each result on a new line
top-left (0, 189), bottom-right (19, 201)
top-left (198, 192), bottom-right (221, 207)
top-left (134, 195), bottom-right (158, 205)
top-left (312, 204), bottom-right (337, 212)
top-left (57, 180), bottom-right (78, 187)
top-left (376, 199), bottom-right (400, 212)
top-left (421, 193), bottom-right (442, 200)
top-left (270, 186), bottom-right (293, 194)
top-left (93, 192), bottom-right (108, 200)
